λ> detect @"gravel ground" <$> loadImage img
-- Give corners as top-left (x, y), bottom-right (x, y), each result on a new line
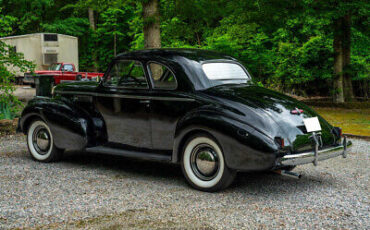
top-left (0, 135), bottom-right (369, 229)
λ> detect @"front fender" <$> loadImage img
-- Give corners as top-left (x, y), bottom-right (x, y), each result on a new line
top-left (19, 97), bottom-right (97, 150)
top-left (173, 111), bottom-right (279, 171)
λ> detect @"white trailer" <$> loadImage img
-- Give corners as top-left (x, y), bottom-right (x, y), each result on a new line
top-left (0, 33), bottom-right (79, 83)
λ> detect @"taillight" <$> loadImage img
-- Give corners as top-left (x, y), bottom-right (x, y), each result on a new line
top-left (290, 109), bottom-right (304, 114)
top-left (333, 127), bottom-right (342, 138)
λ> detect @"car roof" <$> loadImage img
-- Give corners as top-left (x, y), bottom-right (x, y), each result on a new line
top-left (115, 48), bottom-right (236, 62)
top-left (113, 48), bottom-right (240, 91)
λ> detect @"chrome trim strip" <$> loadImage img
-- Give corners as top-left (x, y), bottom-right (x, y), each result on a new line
top-left (86, 146), bottom-right (172, 162)
top-left (279, 140), bottom-right (352, 166)
top-left (54, 90), bottom-right (195, 102)
top-left (35, 96), bottom-right (51, 99)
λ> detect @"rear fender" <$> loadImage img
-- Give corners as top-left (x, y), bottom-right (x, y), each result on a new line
top-left (173, 111), bottom-right (278, 171)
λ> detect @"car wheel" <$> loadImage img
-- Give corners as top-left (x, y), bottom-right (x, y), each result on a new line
top-left (181, 135), bottom-right (236, 192)
top-left (27, 120), bottom-right (63, 162)
top-left (76, 75), bottom-right (82, 81)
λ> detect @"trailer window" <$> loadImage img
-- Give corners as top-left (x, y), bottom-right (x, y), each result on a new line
top-left (44, 34), bottom-right (58, 42)
top-left (44, 54), bottom-right (58, 65)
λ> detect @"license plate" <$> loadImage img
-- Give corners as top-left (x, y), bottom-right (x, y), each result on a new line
top-left (303, 117), bottom-right (321, 133)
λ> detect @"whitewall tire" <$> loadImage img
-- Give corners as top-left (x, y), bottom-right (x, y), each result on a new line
top-left (27, 120), bottom-right (63, 162)
top-left (181, 135), bottom-right (236, 192)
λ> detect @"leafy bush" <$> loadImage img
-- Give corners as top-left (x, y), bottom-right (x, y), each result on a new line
top-left (1, 0), bottom-right (369, 98)
top-left (0, 14), bottom-right (34, 120)
top-left (0, 41), bottom-right (33, 120)
top-left (0, 102), bottom-right (12, 120)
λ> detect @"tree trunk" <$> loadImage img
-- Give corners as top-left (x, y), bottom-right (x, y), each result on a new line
top-left (195, 32), bottom-right (201, 46)
top-left (114, 33), bottom-right (117, 57)
top-left (88, 7), bottom-right (96, 31)
top-left (342, 14), bottom-right (355, 101)
top-left (142, 0), bottom-right (161, 49)
top-left (88, 7), bottom-right (98, 72)
top-left (333, 18), bottom-right (344, 103)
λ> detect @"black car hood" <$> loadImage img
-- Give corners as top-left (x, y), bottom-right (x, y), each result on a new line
top-left (202, 84), bottom-right (336, 152)
top-left (55, 81), bottom-right (99, 93)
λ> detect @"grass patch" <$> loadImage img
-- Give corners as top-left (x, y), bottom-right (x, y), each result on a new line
top-left (302, 98), bottom-right (369, 109)
top-left (314, 107), bottom-right (370, 136)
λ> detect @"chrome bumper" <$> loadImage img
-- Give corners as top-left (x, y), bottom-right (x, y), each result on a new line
top-left (279, 137), bottom-right (352, 166)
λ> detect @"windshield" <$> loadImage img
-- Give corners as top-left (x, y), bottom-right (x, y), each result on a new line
top-left (48, 63), bottom-right (61, 71)
top-left (202, 62), bottom-right (250, 87)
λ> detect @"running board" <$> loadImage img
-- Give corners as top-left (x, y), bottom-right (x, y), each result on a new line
top-left (85, 146), bottom-right (172, 162)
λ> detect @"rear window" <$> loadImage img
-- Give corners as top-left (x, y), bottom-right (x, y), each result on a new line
top-left (202, 63), bottom-right (249, 80)
top-left (49, 63), bottom-right (61, 70)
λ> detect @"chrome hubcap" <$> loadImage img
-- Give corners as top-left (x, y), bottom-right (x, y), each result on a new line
top-left (190, 144), bottom-right (219, 181)
top-left (32, 126), bottom-right (51, 155)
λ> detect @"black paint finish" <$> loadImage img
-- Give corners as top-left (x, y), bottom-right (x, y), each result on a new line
top-left (18, 48), bottom-right (341, 171)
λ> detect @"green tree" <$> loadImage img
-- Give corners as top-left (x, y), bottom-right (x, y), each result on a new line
top-left (142, 0), bottom-right (161, 48)
top-left (1, 0), bottom-right (369, 100)
top-left (0, 13), bottom-right (34, 119)
top-left (305, 0), bottom-right (370, 102)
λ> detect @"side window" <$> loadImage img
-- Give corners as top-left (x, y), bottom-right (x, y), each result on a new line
top-left (63, 64), bottom-right (73, 72)
top-left (104, 60), bottom-right (148, 88)
top-left (148, 62), bottom-right (177, 90)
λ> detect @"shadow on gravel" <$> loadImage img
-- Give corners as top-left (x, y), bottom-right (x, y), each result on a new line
top-left (62, 150), bottom-right (183, 180)
top-left (60, 150), bottom-right (338, 194)
top-left (231, 170), bottom-right (341, 195)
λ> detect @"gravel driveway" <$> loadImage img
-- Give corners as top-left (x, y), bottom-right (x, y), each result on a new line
top-left (0, 135), bottom-right (369, 229)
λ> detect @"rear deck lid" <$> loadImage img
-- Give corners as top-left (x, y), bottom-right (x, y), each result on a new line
top-left (203, 85), bottom-right (337, 153)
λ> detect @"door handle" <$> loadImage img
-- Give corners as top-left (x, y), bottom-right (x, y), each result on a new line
top-left (139, 100), bottom-right (150, 104)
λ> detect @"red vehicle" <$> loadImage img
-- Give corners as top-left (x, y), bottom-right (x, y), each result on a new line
top-left (23, 63), bottom-right (104, 85)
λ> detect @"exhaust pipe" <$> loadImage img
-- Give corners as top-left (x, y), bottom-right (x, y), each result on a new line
top-left (274, 170), bottom-right (302, 179)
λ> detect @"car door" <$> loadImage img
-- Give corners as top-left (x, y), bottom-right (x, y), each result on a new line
top-left (95, 60), bottom-right (152, 149)
top-left (146, 61), bottom-right (197, 151)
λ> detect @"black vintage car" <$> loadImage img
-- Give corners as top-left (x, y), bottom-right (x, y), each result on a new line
top-left (18, 49), bottom-right (352, 192)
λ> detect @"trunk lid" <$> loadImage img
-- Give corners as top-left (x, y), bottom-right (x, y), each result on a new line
top-left (203, 84), bottom-right (337, 153)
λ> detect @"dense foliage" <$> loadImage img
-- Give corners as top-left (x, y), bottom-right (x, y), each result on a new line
top-left (0, 10), bottom-right (34, 119)
top-left (0, 0), bottom-right (369, 98)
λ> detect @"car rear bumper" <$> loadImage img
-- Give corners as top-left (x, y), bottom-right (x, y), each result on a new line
top-left (279, 137), bottom-right (352, 166)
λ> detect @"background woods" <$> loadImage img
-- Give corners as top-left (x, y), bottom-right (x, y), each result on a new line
top-left (0, 0), bottom-right (369, 102)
